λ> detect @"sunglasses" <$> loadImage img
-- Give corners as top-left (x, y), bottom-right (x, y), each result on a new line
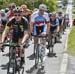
top-left (14, 14), bottom-right (21, 16)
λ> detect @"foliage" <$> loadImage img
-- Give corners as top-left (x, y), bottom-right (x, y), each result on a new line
top-left (68, 26), bottom-right (75, 55)
top-left (0, 0), bottom-right (58, 12)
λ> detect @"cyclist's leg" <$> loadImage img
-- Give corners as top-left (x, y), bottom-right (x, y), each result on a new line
top-left (33, 25), bottom-right (38, 54)
top-left (42, 25), bottom-right (47, 45)
top-left (47, 26), bottom-right (53, 48)
top-left (18, 38), bottom-right (25, 66)
top-left (42, 25), bottom-right (48, 56)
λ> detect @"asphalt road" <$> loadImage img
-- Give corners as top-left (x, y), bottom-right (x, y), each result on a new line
top-left (0, 0), bottom-right (72, 74)
top-left (0, 28), bottom-right (70, 74)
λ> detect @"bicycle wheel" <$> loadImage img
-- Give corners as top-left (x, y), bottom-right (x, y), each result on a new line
top-left (48, 37), bottom-right (54, 55)
top-left (40, 46), bottom-right (45, 67)
top-left (35, 45), bottom-right (39, 69)
top-left (7, 56), bottom-right (12, 74)
top-left (12, 59), bottom-right (16, 74)
top-left (7, 47), bottom-right (13, 74)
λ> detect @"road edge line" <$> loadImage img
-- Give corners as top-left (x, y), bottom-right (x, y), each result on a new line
top-left (59, 28), bottom-right (71, 74)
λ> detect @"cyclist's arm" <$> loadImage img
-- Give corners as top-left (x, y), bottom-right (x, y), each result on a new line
top-left (56, 19), bottom-right (60, 32)
top-left (21, 31), bottom-right (29, 44)
top-left (61, 17), bottom-right (64, 26)
top-left (30, 22), bottom-right (34, 34)
top-left (46, 22), bottom-right (50, 34)
top-left (2, 25), bottom-right (9, 43)
top-left (21, 18), bottom-right (29, 44)
top-left (30, 14), bottom-right (35, 34)
top-left (45, 13), bottom-right (50, 34)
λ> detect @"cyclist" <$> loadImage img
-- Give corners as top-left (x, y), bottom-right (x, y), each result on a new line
top-left (30, 4), bottom-right (50, 55)
top-left (63, 13), bottom-right (69, 28)
top-left (1, 7), bottom-right (29, 66)
top-left (57, 11), bottom-right (64, 38)
top-left (21, 4), bottom-right (31, 22)
top-left (47, 12), bottom-right (59, 49)
top-left (0, 9), bottom-right (8, 33)
top-left (7, 3), bottom-right (16, 19)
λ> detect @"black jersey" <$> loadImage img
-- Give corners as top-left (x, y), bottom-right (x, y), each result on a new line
top-left (7, 17), bottom-right (28, 43)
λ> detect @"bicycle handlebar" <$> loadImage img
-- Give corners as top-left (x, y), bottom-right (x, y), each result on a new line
top-left (0, 43), bottom-right (20, 47)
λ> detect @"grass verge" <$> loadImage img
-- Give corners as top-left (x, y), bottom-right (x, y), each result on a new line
top-left (68, 26), bottom-right (75, 55)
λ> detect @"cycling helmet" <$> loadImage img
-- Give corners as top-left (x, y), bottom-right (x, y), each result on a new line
top-left (0, 9), bottom-right (5, 14)
top-left (5, 8), bottom-right (9, 13)
top-left (39, 4), bottom-right (47, 10)
top-left (49, 12), bottom-right (52, 17)
top-left (58, 11), bottom-right (63, 14)
top-left (13, 7), bottom-right (23, 13)
top-left (52, 12), bottom-right (56, 16)
top-left (9, 3), bottom-right (16, 9)
top-left (33, 8), bottom-right (38, 12)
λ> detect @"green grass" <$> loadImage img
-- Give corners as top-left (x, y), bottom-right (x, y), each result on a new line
top-left (68, 26), bottom-right (75, 55)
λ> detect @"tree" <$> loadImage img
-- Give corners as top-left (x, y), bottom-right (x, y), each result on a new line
top-left (0, 0), bottom-right (58, 12)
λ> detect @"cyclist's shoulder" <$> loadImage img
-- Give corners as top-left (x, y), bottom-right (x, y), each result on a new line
top-left (7, 17), bottom-right (15, 24)
top-left (22, 17), bottom-right (28, 23)
top-left (43, 12), bottom-right (49, 18)
top-left (31, 11), bottom-right (39, 16)
top-left (8, 16), bottom-right (15, 21)
top-left (44, 12), bottom-right (48, 15)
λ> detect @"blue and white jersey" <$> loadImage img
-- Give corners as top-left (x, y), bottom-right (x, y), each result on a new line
top-left (31, 10), bottom-right (50, 26)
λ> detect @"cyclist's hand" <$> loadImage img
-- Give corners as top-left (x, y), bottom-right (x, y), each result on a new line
top-left (0, 43), bottom-right (4, 52)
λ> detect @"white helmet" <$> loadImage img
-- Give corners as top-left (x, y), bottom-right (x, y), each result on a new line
top-left (33, 8), bottom-right (38, 12)
top-left (0, 9), bottom-right (5, 14)
top-left (39, 4), bottom-right (47, 11)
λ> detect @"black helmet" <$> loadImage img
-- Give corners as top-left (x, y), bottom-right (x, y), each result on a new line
top-left (13, 7), bottom-right (23, 13)
top-left (49, 12), bottom-right (52, 17)
top-left (5, 8), bottom-right (9, 13)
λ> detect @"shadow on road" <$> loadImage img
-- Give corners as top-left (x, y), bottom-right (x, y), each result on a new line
top-left (56, 41), bottom-right (62, 43)
top-left (0, 63), bottom-right (8, 70)
top-left (47, 53), bottom-right (57, 58)
top-left (27, 53), bottom-right (35, 60)
top-left (2, 53), bottom-right (9, 57)
top-left (26, 65), bottom-right (45, 74)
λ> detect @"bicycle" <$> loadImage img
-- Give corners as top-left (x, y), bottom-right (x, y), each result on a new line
top-left (0, 42), bottom-right (25, 74)
top-left (32, 34), bottom-right (47, 70)
top-left (47, 31), bottom-right (57, 57)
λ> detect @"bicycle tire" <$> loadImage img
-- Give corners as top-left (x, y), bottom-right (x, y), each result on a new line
top-left (35, 45), bottom-right (39, 69)
top-left (7, 47), bottom-right (13, 74)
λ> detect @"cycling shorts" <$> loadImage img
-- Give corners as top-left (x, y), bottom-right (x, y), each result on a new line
top-left (33, 25), bottom-right (46, 36)
top-left (50, 26), bottom-right (57, 33)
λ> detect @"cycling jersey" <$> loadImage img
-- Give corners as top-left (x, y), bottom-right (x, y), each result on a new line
top-left (50, 18), bottom-right (59, 26)
top-left (7, 11), bottom-right (14, 19)
top-left (58, 16), bottom-right (63, 25)
top-left (0, 14), bottom-right (8, 26)
top-left (6, 17), bottom-right (28, 43)
top-left (31, 11), bottom-right (49, 35)
top-left (50, 18), bottom-right (59, 32)
top-left (23, 14), bottom-right (30, 22)
top-left (64, 14), bottom-right (69, 23)
top-left (31, 11), bottom-right (49, 26)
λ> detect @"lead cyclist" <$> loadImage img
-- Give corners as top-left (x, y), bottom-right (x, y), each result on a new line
top-left (30, 4), bottom-right (50, 56)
